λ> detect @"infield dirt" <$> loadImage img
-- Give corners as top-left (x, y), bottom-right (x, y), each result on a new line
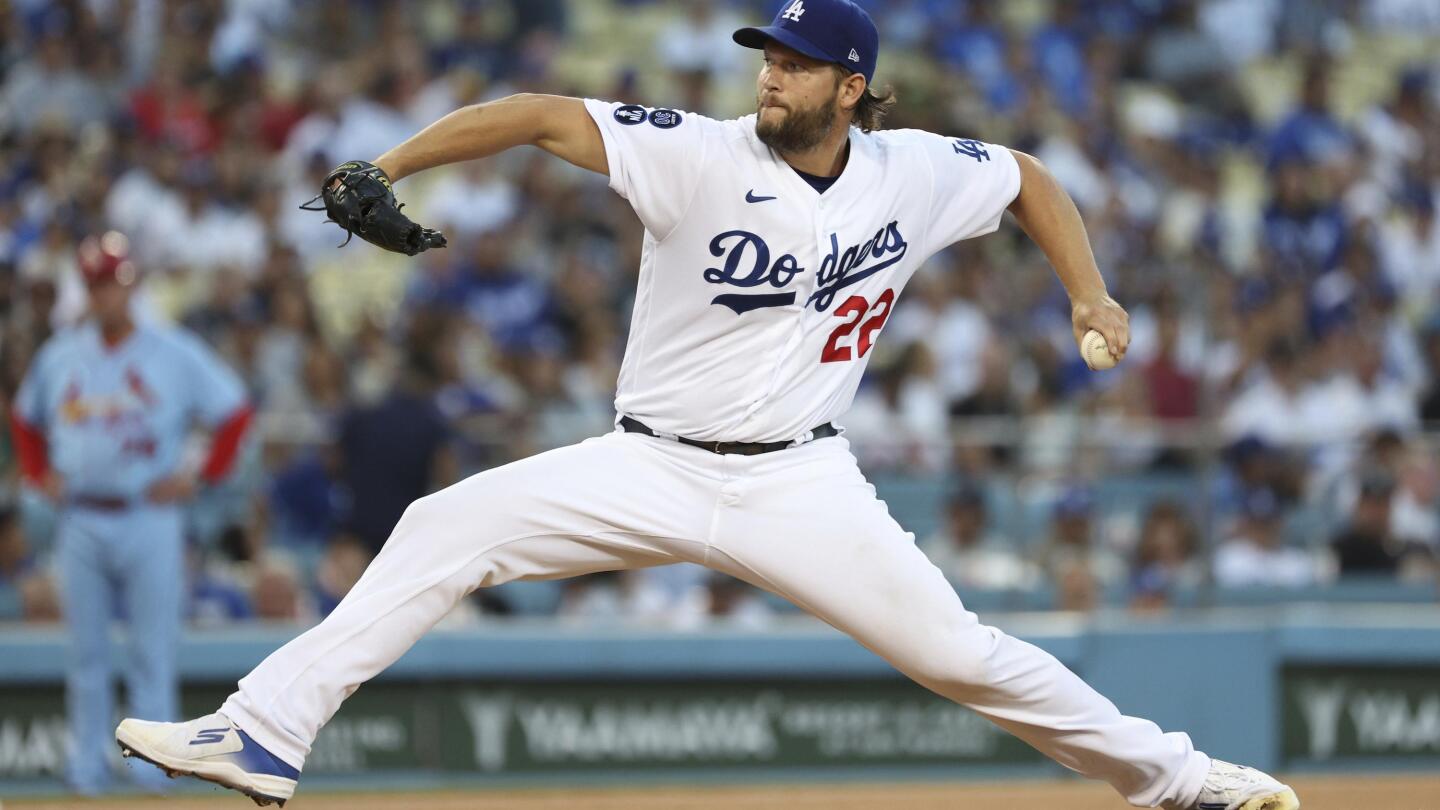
top-left (5, 774), bottom-right (1434, 809)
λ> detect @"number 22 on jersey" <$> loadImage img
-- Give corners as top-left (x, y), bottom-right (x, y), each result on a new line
top-left (820, 288), bottom-right (895, 363)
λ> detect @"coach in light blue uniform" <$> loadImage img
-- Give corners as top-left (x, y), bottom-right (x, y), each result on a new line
top-left (10, 232), bottom-right (252, 795)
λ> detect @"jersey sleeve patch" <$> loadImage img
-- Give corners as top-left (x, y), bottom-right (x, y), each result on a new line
top-left (584, 98), bottom-right (707, 240)
top-left (949, 138), bottom-right (992, 163)
top-left (922, 134), bottom-right (1019, 253)
top-left (613, 104), bottom-right (647, 125)
top-left (612, 105), bottom-right (684, 130)
top-left (648, 108), bottom-right (683, 129)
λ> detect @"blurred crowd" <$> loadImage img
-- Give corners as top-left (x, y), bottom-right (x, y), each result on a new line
top-left (2, 0), bottom-right (1439, 626)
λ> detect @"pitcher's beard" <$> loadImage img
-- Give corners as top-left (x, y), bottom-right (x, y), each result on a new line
top-left (755, 92), bottom-right (839, 154)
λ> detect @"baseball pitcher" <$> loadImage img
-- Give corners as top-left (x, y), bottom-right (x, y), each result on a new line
top-left (116, 3), bottom-right (1297, 809)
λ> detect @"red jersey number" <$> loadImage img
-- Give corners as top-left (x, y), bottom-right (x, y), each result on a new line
top-left (820, 288), bottom-right (895, 363)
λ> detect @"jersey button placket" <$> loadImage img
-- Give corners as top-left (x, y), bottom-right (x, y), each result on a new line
top-left (809, 200), bottom-right (828, 314)
top-left (736, 196), bottom-right (820, 433)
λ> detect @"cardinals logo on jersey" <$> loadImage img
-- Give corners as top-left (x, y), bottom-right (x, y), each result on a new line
top-left (60, 381), bottom-right (89, 424)
top-left (58, 367), bottom-right (159, 425)
top-left (125, 367), bottom-right (157, 406)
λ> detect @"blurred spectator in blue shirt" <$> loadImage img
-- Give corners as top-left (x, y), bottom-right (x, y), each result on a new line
top-left (1031, 4), bottom-right (1091, 116)
top-left (1267, 61), bottom-right (1353, 170)
top-left (1212, 435), bottom-right (1304, 523)
top-left (456, 230), bottom-right (561, 353)
top-left (266, 450), bottom-right (341, 552)
top-left (428, 4), bottom-right (507, 78)
top-left (937, 4), bottom-right (1025, 114)
top-left (1262, 158), bottom-right (1347, 275)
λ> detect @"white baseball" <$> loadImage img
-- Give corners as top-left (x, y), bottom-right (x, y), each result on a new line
top-left (1081, 329), bottom-right (1117, 370)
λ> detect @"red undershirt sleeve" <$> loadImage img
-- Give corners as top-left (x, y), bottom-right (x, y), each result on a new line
top-left (199, 405), bottom-right (254, 484)
top-left (9, 411), bottom-right (49, 486)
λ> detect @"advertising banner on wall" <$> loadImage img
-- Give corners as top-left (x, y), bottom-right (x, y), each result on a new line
top-left (0, 679), bottom-right (1042, 780)
top-left (1282, 666), bottom-right (1440, 765)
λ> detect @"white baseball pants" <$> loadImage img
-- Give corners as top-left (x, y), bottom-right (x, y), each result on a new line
top-left (221, 431), bottom-right (1208, 807)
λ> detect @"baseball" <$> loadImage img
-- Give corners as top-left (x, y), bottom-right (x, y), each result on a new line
top-left (1081, 329), bottom-right (1117, 370)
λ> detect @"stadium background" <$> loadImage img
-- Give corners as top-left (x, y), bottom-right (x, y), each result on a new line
top-left (1, 0), bottom-right (1439, 807)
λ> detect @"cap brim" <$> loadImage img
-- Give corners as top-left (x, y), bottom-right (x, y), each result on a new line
top-left (733, 25), bottom-right (836, 65)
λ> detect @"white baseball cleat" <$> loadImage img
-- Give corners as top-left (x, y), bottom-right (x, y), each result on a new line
top-left (1189, 758), bottom-right (1299, 810)
top-left (116, 712), bottom-right (299, 807)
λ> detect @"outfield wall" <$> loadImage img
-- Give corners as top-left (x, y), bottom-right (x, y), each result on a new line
top-left (2, 608), bottom-right (1438, 786)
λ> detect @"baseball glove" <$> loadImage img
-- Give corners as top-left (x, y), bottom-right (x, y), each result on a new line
top-left (300, 160), bottom-right (447, 255)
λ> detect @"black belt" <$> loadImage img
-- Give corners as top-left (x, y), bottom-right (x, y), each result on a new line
top-left (620, 416), bottom-right (837, 456)
top-left (70, 494), bottom-right (132, 512)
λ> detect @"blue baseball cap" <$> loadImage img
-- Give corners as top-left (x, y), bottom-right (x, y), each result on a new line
top-left (733, 0), bottom-right (879, 84)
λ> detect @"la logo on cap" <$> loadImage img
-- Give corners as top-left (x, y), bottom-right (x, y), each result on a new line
top-left (781, 0), bottom-right (805, 22)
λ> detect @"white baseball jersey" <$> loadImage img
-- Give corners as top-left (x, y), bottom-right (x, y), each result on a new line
top-left (583, 99), bottom-right (1021, 442)
top-left (220, 101), bottom-right (1212, 810)
top-left (218, 99), bottom-right (1215, 807)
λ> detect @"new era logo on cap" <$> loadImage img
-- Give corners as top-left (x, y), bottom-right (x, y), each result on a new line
top-left (733, 0), bottom-right (880, 84)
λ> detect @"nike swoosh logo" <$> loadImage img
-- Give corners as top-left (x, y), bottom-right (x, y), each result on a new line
top-left (745, 190), bottom-right (777, 203)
